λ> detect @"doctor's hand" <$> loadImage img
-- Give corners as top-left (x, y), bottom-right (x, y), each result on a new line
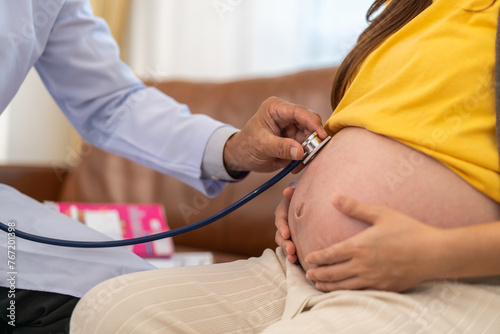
top-left (305, 195), bottom-right (445, 292)
top-left (223, 96), bottom-right (327, 173)
top-left (275, 186), bottom-right (298, 263)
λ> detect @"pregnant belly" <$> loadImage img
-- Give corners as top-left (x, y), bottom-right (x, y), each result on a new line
top-left (288, 127), bottom-right (500, 271)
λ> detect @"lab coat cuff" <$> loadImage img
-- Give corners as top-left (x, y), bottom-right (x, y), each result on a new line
top-left (201, 126), bottom-right (248, 182)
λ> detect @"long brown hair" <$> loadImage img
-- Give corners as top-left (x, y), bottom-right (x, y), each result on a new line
top-left (331, 0), bottom-right (496, 109)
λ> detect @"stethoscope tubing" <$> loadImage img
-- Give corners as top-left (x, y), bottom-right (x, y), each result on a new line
top-left (0, 160), bottom-right (302, 248)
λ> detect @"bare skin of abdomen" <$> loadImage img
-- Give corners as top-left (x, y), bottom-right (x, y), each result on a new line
top-left (289, 127), bottom-right (500, 272)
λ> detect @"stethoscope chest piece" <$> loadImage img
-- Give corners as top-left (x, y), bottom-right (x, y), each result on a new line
top-left (301, 131), bottom-right (332, 165)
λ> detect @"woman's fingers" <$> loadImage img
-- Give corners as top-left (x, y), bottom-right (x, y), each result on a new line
top-left (313, 276), bottom-right (367, 292)
top-left (274, 186), bottom-right (298, 263)
top-left (274, 204), bottom-right (291, 240)
top-left (332, 194), bottom-right (384, 225)
top-left (274, 187), bottom-right (295, 239)
top-left (283, 186), bottom-right (295, 200)
top-left (275, 231), bottom-right (298, 263)
top-left (306, 259), bottom-right (354, 283)
top-left (305, 241), bottom-right (353, 267)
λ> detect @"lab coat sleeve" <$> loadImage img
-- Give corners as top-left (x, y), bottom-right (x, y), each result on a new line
top-left (34, 0), bottom-right (227, 197)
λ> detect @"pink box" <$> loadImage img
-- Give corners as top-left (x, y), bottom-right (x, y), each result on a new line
top-left (47, 202), bottom-right (174, 258)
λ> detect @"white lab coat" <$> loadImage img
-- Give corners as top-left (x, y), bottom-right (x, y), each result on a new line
top-left (0, 0), bottom-right (230, 297)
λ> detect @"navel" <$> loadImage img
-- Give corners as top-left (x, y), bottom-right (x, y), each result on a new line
top-left (295, 202), bottom-right (305, 218)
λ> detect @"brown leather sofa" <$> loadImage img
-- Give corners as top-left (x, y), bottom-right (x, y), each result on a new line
top-left (0, 67), bottom-right (337, 263)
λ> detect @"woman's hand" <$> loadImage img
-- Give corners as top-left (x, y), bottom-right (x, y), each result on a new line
top-left (275, 186), bottom-right (298, 263)
top-left (223, 96), bottom-right (327, 173)
top-left (305, 194), bottom-right (445, 292)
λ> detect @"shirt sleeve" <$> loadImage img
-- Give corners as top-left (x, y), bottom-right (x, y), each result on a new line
top-left (201, 126), bottom-right (249, 182)
top-left (33, 0), bottom-right (226, 197)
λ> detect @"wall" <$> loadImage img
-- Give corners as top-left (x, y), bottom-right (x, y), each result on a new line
top-left (0, 0), bottom-right (373, 165)
top-left (0, 70), bottom-right (74, 165)
top-left (125, 0), bottom-right (373, 80)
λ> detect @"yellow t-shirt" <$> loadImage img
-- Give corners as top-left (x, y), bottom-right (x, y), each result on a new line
top-left (326, 0), bottom-right (500, 202)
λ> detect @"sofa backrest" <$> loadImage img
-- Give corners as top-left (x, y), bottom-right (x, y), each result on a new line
top-left (58, 67), bottom-right (337, 257)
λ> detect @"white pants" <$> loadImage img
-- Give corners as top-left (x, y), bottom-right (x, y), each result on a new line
top-left (70, 248), bottom-right (500, 333)
top-left (0, 184), bottom-right (154, 297)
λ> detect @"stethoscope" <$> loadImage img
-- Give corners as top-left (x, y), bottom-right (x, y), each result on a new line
top-left (0, 132), bottom-right (331, 248)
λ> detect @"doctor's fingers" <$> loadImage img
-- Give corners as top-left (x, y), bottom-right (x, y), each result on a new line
top-left (262, 134), bottom-right (306, 162)
top-left (282, 124), bottom-right (319, 145)
top-left (262, 97), bottom-right (327, 139)
top-left (282, 125), bottom-right (299, 142)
